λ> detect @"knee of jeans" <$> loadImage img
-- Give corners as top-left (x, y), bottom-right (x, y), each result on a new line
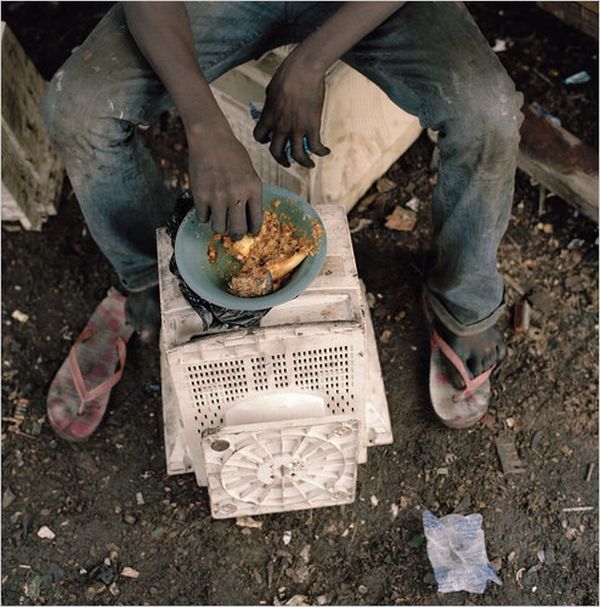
top-left (466, 73), bottom-right (524, 154)
top-left (42, 66), bottom-right (129, 156)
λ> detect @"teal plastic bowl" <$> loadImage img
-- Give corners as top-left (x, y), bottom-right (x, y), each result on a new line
top-left (174, 184), bottom-right (327, 311)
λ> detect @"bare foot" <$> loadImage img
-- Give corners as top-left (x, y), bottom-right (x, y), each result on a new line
top-left (434, 319), bottom-right (506, 389)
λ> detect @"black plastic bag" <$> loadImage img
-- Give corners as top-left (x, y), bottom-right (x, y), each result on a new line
top-left (165, 192), bottom-right (270, 332)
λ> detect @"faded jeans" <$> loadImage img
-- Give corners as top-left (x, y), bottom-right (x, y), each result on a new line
top-left (41, 1), bottom-right (524, 336)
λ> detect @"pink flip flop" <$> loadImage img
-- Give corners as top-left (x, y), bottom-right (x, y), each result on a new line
top-left (47, 288), bottom-right (134, 441)
top-left (429, 330), bottom-right (494, 429)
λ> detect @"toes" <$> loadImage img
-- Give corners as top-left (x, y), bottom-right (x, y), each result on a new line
top-left (467, 356), bottom-right (483, 379)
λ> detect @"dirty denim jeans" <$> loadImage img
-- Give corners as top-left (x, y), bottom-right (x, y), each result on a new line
top-left (41, 1), bottom-right (523, 336)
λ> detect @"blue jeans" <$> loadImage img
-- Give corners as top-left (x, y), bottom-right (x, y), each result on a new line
top-left (41, 1), bottom-right (523, 336)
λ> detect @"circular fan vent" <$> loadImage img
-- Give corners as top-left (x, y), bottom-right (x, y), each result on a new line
top-left (203, 418), bottom-right (360, 518)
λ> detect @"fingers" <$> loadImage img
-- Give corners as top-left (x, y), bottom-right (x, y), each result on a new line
top-left (210, 193), bottom-right (227, 234)
top-left (306, 130), bottom-right (331, 157)
top-left (195, 195), bottom-right (211, 223)
top-left (253, 115), bottom-right (272, 144)
top-left (247, 189), bottom-right (263, 236)
top-left (291, 135), bottom-right (314, 168)
top-left (269, 131), bottom-right (290, 167)
top-left (227, 200), bottom-right (246, 242)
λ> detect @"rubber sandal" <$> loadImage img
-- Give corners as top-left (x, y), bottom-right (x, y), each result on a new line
top-left (47, 288), bottom-right (134, 441)
top-left (429, 330), bottom-right (494, 429)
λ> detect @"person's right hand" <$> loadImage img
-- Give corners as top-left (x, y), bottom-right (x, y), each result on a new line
top-left (187, 129), bottom-right (263, 241)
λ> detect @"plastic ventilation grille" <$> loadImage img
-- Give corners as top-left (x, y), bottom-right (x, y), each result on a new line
top-left (185, 361), bottom-right (250, 430)
top-left (292, 346), bottom-right (355, 414)
top-left (203, 416), bottom-right (360, 518)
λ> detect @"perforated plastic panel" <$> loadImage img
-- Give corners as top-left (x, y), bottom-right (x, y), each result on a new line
top-left (177, 330), bottom-right (364, 438)
top-left (203, 415), bottom-right (360, 518)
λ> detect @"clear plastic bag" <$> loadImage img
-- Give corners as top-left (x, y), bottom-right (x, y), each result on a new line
top-left (422, 510), bottom-right (502, 594)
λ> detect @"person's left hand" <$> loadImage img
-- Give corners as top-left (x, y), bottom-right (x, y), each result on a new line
top-left (253, 57), bottom-right (331, 168)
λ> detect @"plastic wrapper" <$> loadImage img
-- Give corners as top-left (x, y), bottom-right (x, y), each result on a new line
top-left (166, 192), bottom-right (270, 331)
top-left (422, 510), bottom-right (502, 594)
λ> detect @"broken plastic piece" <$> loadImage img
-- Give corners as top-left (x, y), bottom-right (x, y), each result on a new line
top-left (563, 71), bottom-right (591, 85)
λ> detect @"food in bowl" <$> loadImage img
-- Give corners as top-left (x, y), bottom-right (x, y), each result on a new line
top-left (207, 204), bottom-right (323, 298)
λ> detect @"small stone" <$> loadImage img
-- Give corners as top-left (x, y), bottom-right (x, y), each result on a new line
top-left (505, 417), bottom-right (515, 429)
top-left (11, 310), bottom-right (29, 323)
top-left (366, 293), bottom-right (376, 309)
top-left (491, 557), bottom-right (502, 572)
top-left (560, 445), bottom-right (573, 458)
top-left (379, 329), bottom-right (392, 344)
top-left (136, 492), bottom-right (145, 505)
top-left (37, 525), bottom-right (56, 540)
top-left (390, 503), bottom-right (399, 519)
top-left (124, 513), bottom-right (137, 525)
top-left (370, 495), bottom-right (379, 507)
top-left (109, 582), bottom-right (119, 596)
top-left (358, 585), bottom-right (368, 595)
top-left (507, 551), bottom-right (517, 562)
top-left (3, 487), bottom-right (16, 508)
top-left (235, 516), bottom-right (262, 529)
top-left (40, 508), bottom-right (50, 516)
top-left (316, 595), bottom-right (329, 605)
top-left (121, 566), bottom-right (140, 579)
top-left (282, 531), bottom-right (292, 545)
top-left (543, 223), bottom-right (554, 234)
top-left (376, 177), bottom-right (396, 193)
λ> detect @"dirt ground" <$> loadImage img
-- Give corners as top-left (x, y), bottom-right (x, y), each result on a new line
top-left (2, 2), bottom-right (598, 606)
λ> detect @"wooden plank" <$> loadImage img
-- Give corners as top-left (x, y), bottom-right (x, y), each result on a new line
top-left (1, 22), bottom-right (63, 230)
top-left (518, 104), bottom-right (598, 222)
top-left (537, 1), bottom-right (598, 39)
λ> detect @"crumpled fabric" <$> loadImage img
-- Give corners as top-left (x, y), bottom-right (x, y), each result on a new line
top-left (165, 192), bottom-right (270, 332)
top-left (422, 510), bottom-right (502, 594)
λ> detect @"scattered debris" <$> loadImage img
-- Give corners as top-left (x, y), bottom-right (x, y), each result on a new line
top-left (120, 566), bottom-right (139, 579)
top-left (349, 218), bottom-right (373, 234)
top-left (495, 436), bottom-right (526, 475)
top-left (11, 310), bottom-right (29, 323)
top-left (560, 445), bottom-right (574, 457)
top-left (513, 298), bottom-right (531, 332)
top-left (275, 595), bottom-right (309, 606)
top-left (25, 575), bottom-right (43, 602)
top-left (436, 467), bottom-right (449, 476)
top-left (376, 177), bottom-right (397, 193)
top-left (452, 494), bottom-right (472, 514)
top-left (358, 585), bottom-right (368, 595)
top-left (370, 495), bottom-right (379, 507)
top-left (36, 526), bottom-right (56, 540)
top-left (108, 582), bottom-right (119, 596)
top-left (585, 463), bottom-right (595, 483)
top-left (563, 70), bottom-right (591, 85)
top-left (385, 206), bottom-right (417, 232)
top-left (537, 548), bottom-right (545, 563)
top-left (123, 514), bottom-right (137, 525)
top-left (390, 503), bottom-right (399, 520)
top-left (562, 506), bottom-right (593, 513)
top-left (2, 487), bottom-right (16, 508)
top-left (150, 527), bottom-right (164, 538)
top-left (405, 196), bottom-right (421, 212)
top-left (505, 417), bottom-right (515, 429)
top-left (236, 516), bottom-right (263, 529)
top-left (316, 594), bottom-right (330, 605)
top-left (492, 38), bottom-right (507, 52)
top-left (491, 557), bottom-right (502, 572)
top-left (530, 430), bottom-right (543, 451)
top-left (282, 531), bottom-right (292, 545)
top-left (379, 329), bottom-right (392, 344)
top-left (299, 544), bottom-right (311, 564)
top-left (356, 193), bottom-right (377, 213)
top-left (135, 492), bottom-right (145, 505)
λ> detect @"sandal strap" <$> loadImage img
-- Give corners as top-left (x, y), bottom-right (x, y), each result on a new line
top-left (68, 327), bottom-right (128, 414)
top-left (431, 330), bottom-right (494, 399)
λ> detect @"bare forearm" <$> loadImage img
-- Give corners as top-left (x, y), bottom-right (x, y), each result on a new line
top-left (289, 2), bottom-right (405, 73)
top-left (123, 1), bottom-right (230, 136)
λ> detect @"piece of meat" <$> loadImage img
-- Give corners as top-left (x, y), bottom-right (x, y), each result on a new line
top-left (229, 268), bottom-right (274, 297)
